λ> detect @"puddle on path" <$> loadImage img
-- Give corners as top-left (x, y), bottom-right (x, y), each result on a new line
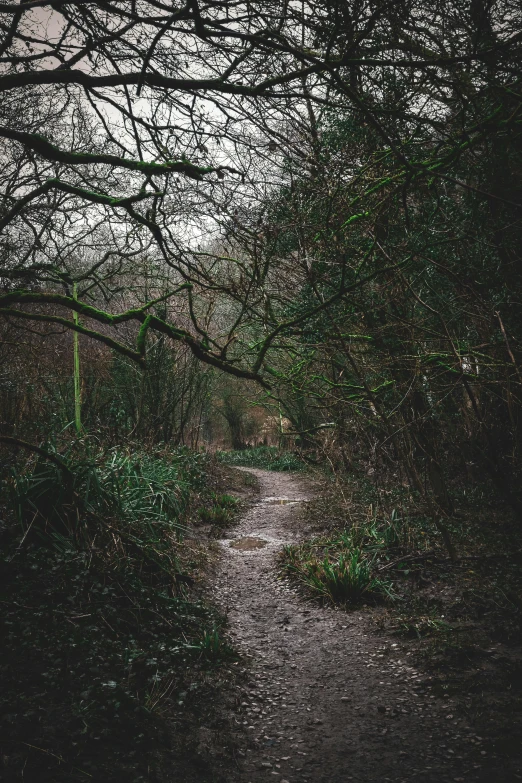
top-left (229, 536), bottom-right (268, 550)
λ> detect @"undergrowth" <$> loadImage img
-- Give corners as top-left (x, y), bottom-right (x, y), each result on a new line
top-left (279, 513), bottom-right (401, 605)
top-left (0, 442), bottom-right (234, 782)
top-left (217, 446), bottom-right (304, 472)
top-left (198, 492), bottom-right (239, 527)
top-left (279, 493), bottom-right (433, 606)
top-left (280, 468), bottom-right (522, 650)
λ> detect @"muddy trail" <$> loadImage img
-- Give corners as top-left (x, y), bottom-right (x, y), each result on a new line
top-left (213, 468), bottom-right (509, 783)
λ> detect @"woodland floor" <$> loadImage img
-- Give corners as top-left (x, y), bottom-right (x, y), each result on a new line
top-left (184, 467), bottom-right (522, 783)
top-left (2, 466), bottom-right (522, 783)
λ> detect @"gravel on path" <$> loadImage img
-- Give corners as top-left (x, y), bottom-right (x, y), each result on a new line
top-left (214, 468), bottom-right (500, 783)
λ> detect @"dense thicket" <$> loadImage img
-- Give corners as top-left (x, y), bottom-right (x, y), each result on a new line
top-left (258, 100), bottom-right (522, 524)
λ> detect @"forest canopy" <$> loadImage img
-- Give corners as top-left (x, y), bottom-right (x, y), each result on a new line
top-left (0, 0), bottom-right (521, 511)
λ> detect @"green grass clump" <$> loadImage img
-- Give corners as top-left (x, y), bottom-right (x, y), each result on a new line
top-left (199, 505), bottom-right (229, 525)
top-left (279, 508), bottom-right (409, 605)
top-left (212, 493), bottom-right (238, 508)
top-left (6, 444), bottom-right (210, 580)
top-left (217, 446), bottom-right (304, 472)
top-left (282, 545), bottom-right (388, 605)
top-left (8, 443), bottom-right (207, 538)
top-left (196, 627), bottom-right (235, 659)
top-left (198, 492), bottom-right (239, 526)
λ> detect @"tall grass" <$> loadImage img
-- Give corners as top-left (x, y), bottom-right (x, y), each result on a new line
top-left (6, 444), bottom-right (208, 579)
top-left (1, 442), bottom-right (233, 782)
top-left (217, 446), bottom-right (304, 472)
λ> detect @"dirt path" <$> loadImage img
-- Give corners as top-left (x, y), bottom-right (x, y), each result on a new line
top-left (214, 468), bottom-right (498, 783)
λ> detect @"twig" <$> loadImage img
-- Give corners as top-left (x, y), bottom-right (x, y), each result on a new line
top-left (20, 743), bottom-right (92, 778)
top-left (377, 550), bottom-right (438, 572)
top-left (378, 548), bottom-right (522, 572)
top-left (0, 435), bottom-right (73, 479)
